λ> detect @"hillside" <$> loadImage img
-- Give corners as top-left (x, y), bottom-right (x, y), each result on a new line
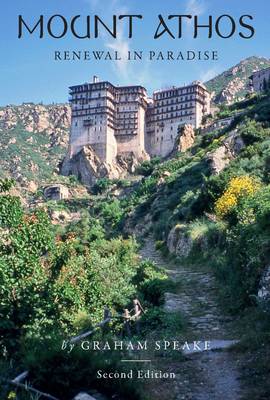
top-left (0, 103), bottom-right (71, 191)
top-left (1, 89), bottom-right (270, 399)
top-left (88, 92), bottom-right (270, 398)
top-left (205, 56), bottom-right (270, 104)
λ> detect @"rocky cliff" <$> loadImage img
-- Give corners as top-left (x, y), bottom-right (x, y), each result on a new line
top-left (0, 103), bottom-right (71, 145)
top-left (205, 56), bottom-right (270, 104)
top-left (173, 124), bottom-right (195, 154)
top-left (61, 145), bottom-right (123, 186)
top-left (61, 146), bottom-right (148, 187)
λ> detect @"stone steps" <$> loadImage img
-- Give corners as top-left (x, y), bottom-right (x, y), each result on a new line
top-left (139, 237), bottom-right (237, 337)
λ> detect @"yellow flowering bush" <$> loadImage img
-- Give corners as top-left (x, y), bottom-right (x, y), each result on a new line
top-left (7, 392), bottom-right (16, 400)
top-left (215, 176), bottom-right (260, 218)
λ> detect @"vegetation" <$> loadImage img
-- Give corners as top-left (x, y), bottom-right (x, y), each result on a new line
top-left (89, 94), bottom-right (270, 319)
top-left (0, 179), bottom-right (170, 399)
top-left (214, 176), bottom-right (260, 218)
top-left (0, 125), bottom-right (67, 184)
top-left (2, 90), bottom-right (270, 399)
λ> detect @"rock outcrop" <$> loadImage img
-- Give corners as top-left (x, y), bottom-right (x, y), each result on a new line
top-left (173, 124), bottom-right (195, 154)
top-left (0, 104), bottom-right (71, 146)
top-left (49, 209), bottom-right (81, 224)
top-left (61, 146), bottom-right (124, 186)
top-left (217, 77), bottom-right (246, 105)
top-left (207, 145), bottom-right (234, 175)
top-left (0, 103), bottom-right (71, 191)
top-left (117, 150), bottom-right (149, 174)
top-left (205, 56), bottom-right (270, 104)
top-left (207, 131), bottom-right (245, 175)
top-left (167, 225), bottom-right (193, 258)
top-left (62, 146), bottom-right (149, 187)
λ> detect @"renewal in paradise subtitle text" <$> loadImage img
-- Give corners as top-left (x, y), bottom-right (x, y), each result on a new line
top-left (53, 50), bottom-right (219, 62)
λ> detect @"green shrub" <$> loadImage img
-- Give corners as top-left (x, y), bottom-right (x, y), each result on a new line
top-left (239, 119), bottom-right (270, 146)
top-left (136, 157), bottom-right (161, 176)
top-left (140, 308), bottom-right (185, 335)
top-left (94, 198), bottom-right (125, 231)
top-left (0, 195), bottom-right (23, 228)
top-left (92, 178), bottom-right (113, 194)
top-left (133, 260), bottom-right (170, 306)
top-left (0, 178), bottom-right (16, 193)
top-left (211, 185), bottom-right (270, 311)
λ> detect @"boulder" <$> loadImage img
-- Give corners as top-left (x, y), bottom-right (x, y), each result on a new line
top-left (8, 137), bottom-right (17, 145)
top-left (117, 150), bottom-right (150, 173)
top-left (167, 225), bottom-right (193, 258)
top-left (157, 171), bottom-right (171, 186)
top-left (162, 171), bottom-right (169, 177)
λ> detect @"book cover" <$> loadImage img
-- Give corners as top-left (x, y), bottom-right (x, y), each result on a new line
top-left (1, 1), bottom-right (270, 399)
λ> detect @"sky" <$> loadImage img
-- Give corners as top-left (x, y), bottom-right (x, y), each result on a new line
top-left (0, 0), bottom-right (269, 106)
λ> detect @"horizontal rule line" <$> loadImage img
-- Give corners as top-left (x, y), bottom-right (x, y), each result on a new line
top-left (121, 360), bottom-right (152, 362)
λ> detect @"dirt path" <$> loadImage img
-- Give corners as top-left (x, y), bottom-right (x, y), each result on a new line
top-left (139, 236), bottom-right (243, 400)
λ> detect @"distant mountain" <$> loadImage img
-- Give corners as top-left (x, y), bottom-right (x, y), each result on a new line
top-left (205, 56), bottom-right (270, 104)
top-left (0, 103), bottom-right (71, 191)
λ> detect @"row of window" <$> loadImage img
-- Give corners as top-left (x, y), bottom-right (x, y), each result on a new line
top-left (154, 86), bottom-right (201, 99)
top-left (156, 96), bottom-right (195, 105)
top-left (71, 86), bottom-right (144, 97)
top-left (155, 103), bottom-right (194, 113)
top-left (154, 111), bottom-right (194, 120)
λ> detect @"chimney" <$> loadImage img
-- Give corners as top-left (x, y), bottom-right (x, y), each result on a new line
top-left (93, 75), bottom-right (99, 83)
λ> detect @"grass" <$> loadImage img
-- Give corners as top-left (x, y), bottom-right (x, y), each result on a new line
top-left (228, 307), bottom-right (270, 400)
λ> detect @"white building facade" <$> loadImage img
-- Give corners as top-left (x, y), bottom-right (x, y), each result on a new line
top-left (69, 78), bottom-right (148, 164)
top-left (68, 78), bottom-right (210, 161)
top-left (145, 82), bottom-right (210, 157)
